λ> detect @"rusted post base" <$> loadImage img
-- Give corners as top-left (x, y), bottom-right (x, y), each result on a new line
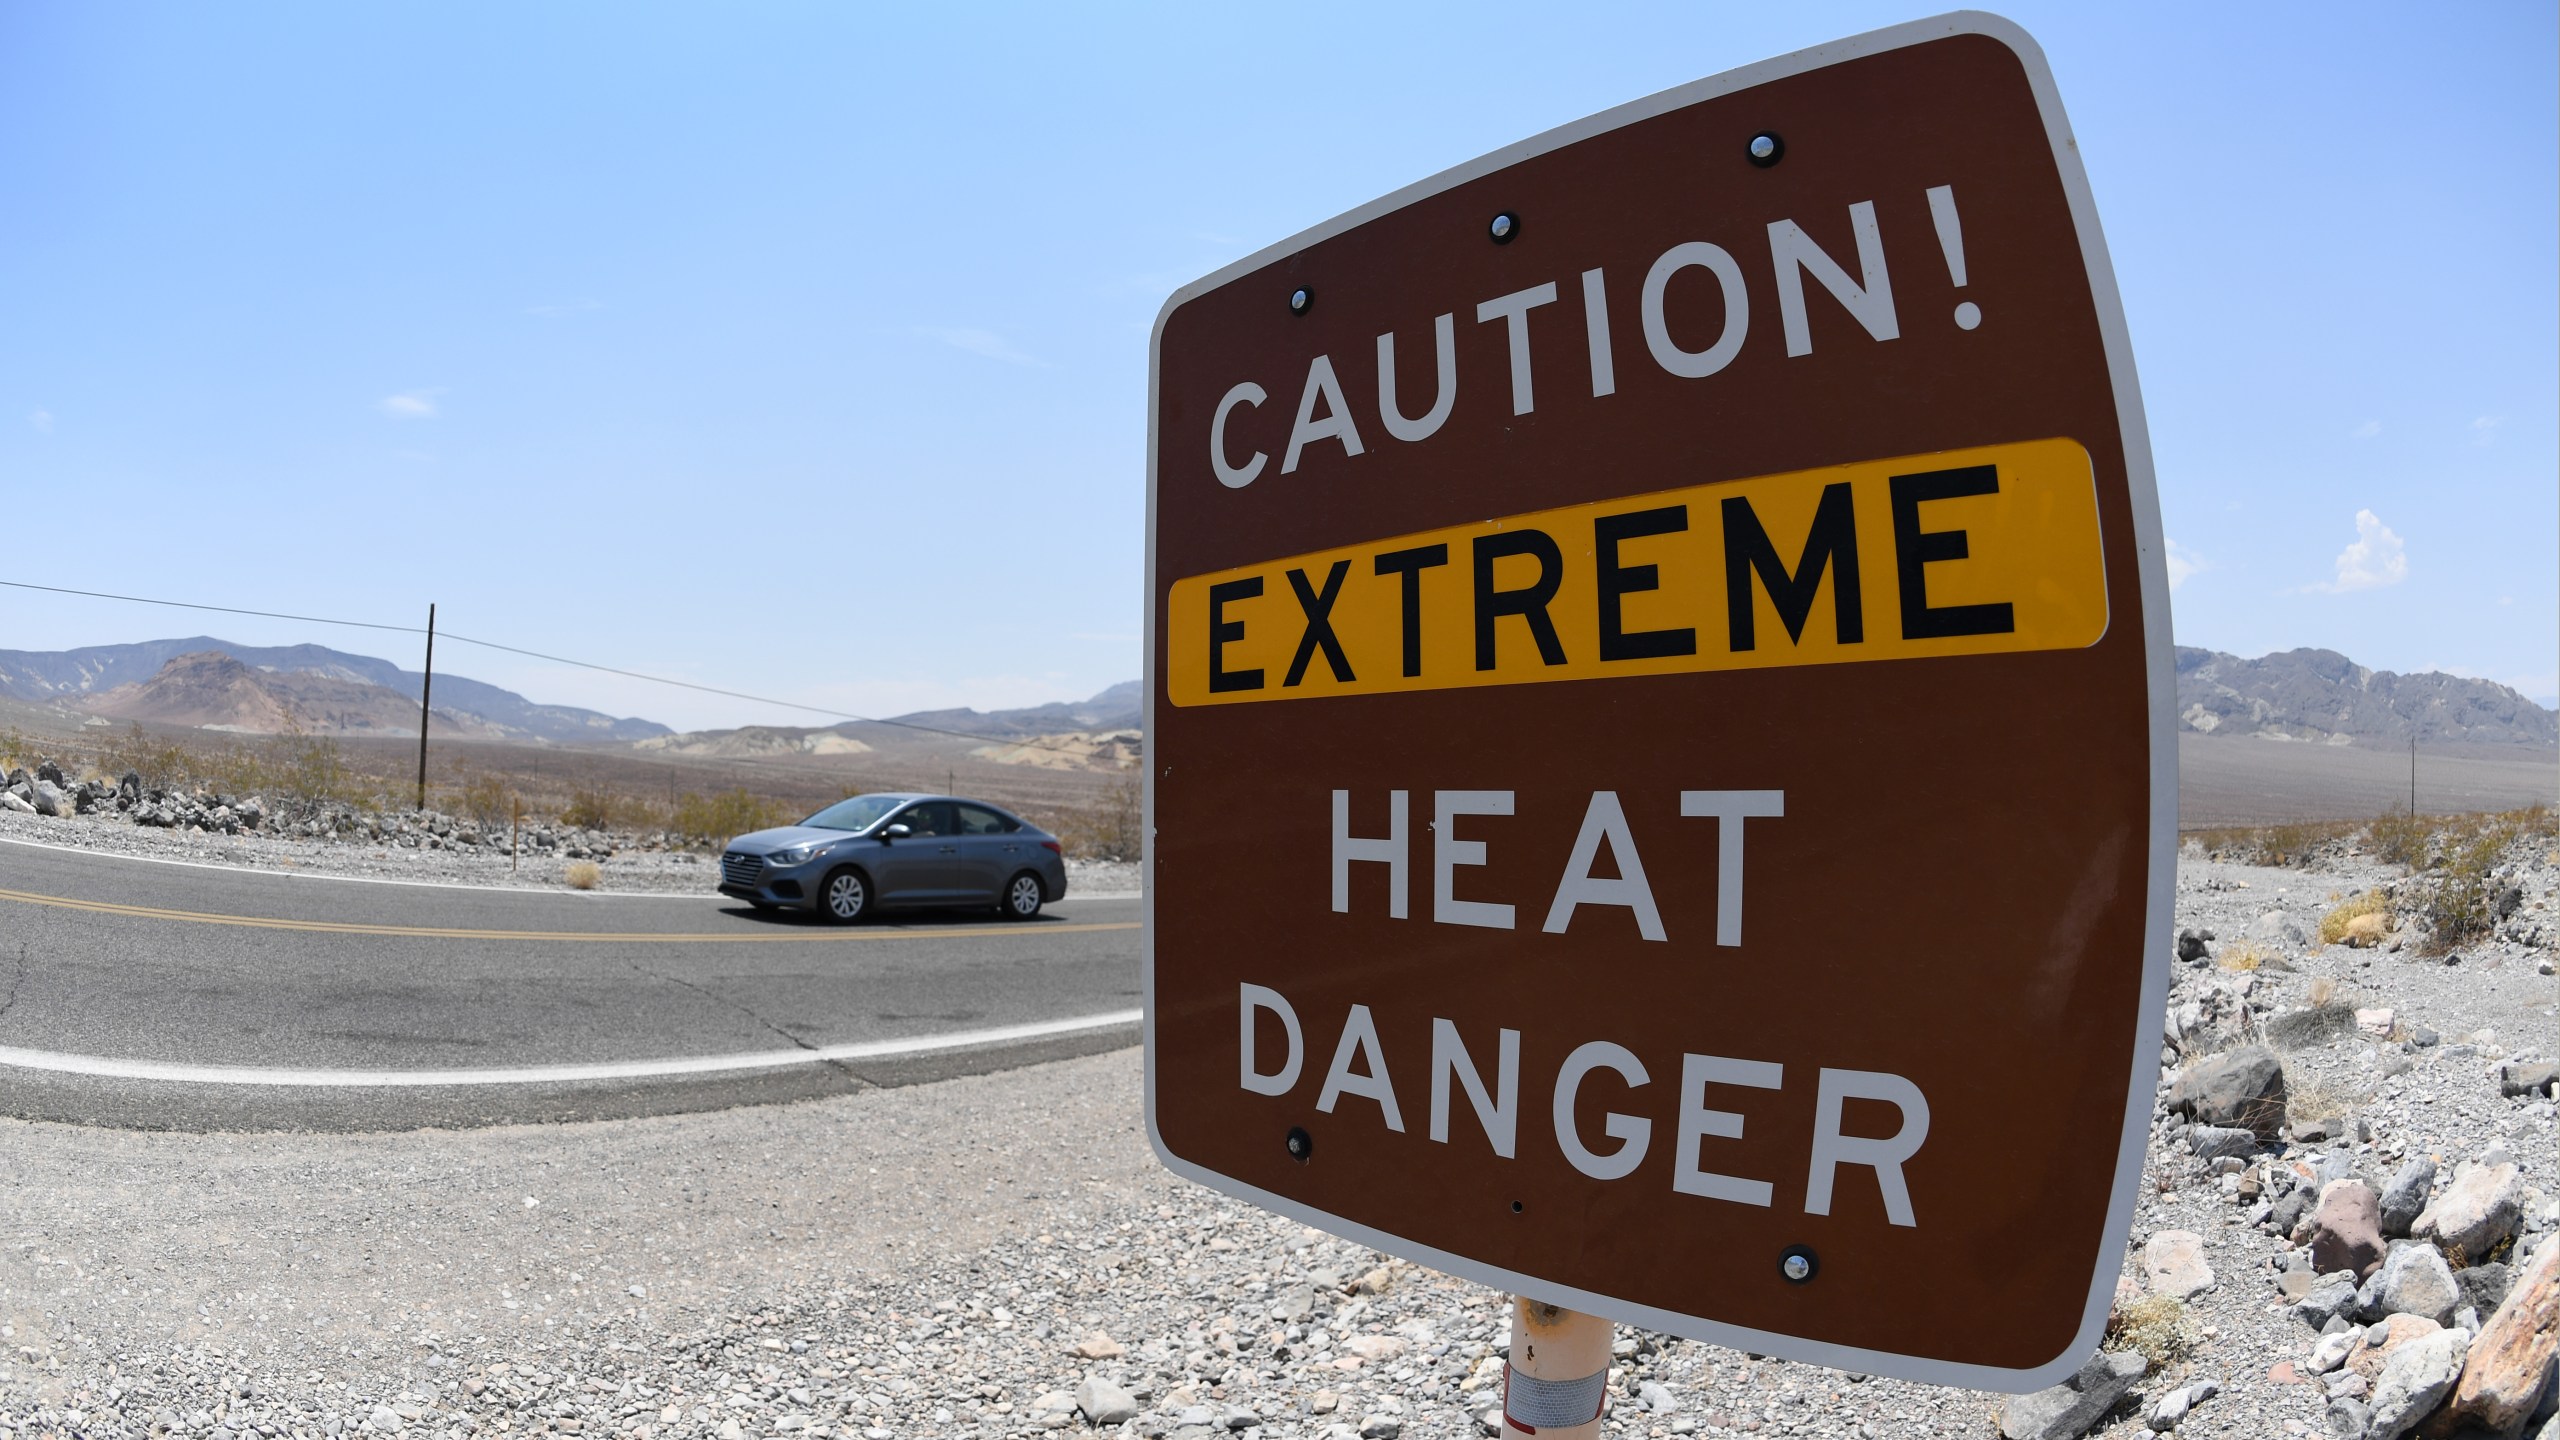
top-left (1501, 1297), bottom-right (1612, 1438)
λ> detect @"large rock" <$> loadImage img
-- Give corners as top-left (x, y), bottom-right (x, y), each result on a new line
top-left (2367, 1328), bottom-right (2468, 1440)
top-left (2349, 1314), bottom-right (2444, 1381)
top-left (2414, 1163), bottom-right (2524, 1262)
top-left (0, 790), bottom-right (33, 815)
top-left (2312, 1180), bottom-right (2388, 1279)
top-left (2187, 1125), bottom-right (2259, 1162)
top-left (2380, 1157), bottom-right (2437, 1239)
top-left (2250, 910), bottom-right (2310, 946)
top-left (2298, 1275), bottom-right (2361, 1329)
top-left (2452, 1261), bottom-right (2512, 1318)
top-left (2145, 1231), bottom-right (2217, 1299)
top-left (2424, 1237), bottom-right (2560, 1438)
top-left (2499, 1061), bottom-right (2560, 1098)
top-left (2168, 1046), bottom-right (2288, 1139)
top-left (1998, 1351), bottom-right (2147, 1440)
top-left (2268, 1003), bottom-right (2363, 1051)
top-left (2369, 1243), bottom-right (2462, 1326)
top-left (29, 779), bottom-right (65, 816)
top-left (1075, 1377), bottom-right (1139, 1427)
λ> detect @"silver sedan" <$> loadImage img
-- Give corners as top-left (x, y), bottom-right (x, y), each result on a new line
top-left (717, 792), bottom-right (1069, 922)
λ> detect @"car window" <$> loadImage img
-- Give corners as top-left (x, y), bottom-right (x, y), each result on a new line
top-left (955, 804), bottom-right (1015, 835)
top-left (896, 802), bottom-right (957, 836)
top-left (802, 794), bottom-right (903, 832)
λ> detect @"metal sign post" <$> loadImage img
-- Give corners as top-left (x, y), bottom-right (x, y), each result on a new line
top-left (1145, 11), bottom-right (2171, 1391)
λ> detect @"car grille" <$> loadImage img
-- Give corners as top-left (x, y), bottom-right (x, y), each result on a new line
top-left (721, 852), bottom-right (765, 888)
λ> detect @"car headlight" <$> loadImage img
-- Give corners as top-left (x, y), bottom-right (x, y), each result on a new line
top-left (769, 844), bottom-right (822, 866)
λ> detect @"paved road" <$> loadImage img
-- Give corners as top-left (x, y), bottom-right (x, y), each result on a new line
top-left (0, 839), bottom-right (1141, 1130)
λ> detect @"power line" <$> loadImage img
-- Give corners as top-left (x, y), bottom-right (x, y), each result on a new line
top-left (0, 576), bottom-right (1127, 755)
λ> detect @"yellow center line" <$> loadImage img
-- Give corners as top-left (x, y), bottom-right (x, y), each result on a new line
top-left (0, 887), bottom-right (1139, 943)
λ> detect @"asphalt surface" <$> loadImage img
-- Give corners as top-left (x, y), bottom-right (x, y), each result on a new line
top-left (0, 841), bottom-right (1141, 1130)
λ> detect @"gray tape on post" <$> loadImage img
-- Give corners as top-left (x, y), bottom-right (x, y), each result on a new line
top-left (1502, 1363), bottom-right (1606, 1432)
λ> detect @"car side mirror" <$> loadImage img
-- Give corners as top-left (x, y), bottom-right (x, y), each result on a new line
top-left (882, 823), bottom-right (912, 841)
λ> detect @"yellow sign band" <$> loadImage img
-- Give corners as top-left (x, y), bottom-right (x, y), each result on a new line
top-left (1167, 438), bottom-right (2108, 706)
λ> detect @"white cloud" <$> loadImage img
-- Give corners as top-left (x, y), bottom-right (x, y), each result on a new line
top-left (2472, 415), bottom-right (2500, 447)
top-left (2349, 419), bottom-right (2381, 439)
top-left (27, 409), bottom-right (52, 433)
top-left (377, 390), bottom-right (441, 420)
top-left (2309, 508), bottom-right (2408, 593)
top-left (2163, 537), bottom-right (2205, 591)
top-left (914, 327), bottom-right (1046, 367)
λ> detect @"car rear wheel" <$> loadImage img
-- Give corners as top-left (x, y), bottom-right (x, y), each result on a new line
top-left (821, 867), bottom-right (871, 923)
top-left (1000, 871), bottom-right (1044, 920)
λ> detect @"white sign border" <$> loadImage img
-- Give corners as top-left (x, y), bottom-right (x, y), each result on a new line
top-left (1142, 9), bottom-right (2175, 1394)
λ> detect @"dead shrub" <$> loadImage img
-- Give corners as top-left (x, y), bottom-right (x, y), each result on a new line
top-left (2106, 1293), bottom-right (2199, 1366)
top-left (1046, 776), bottom-right (1142, 862)
top-left (2320, 892), bottom-right (2391, 947)
top-left (2217, 941), bottom-right (2270, 973)
top-left (563, 860), bottom-right (602, 890)
top-left (2285, 1073), bottom-right (2354, 1127)
top-left (2306, 975), bottom-right (2340, 1007)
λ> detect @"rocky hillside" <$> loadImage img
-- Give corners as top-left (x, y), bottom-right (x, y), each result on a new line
top-left (81, 650), bottom-right (516, 738)
top-left (0, 636), bottom-right (669, 742)
top-left (2177, 648), bottom-right (2557, 749)
top-left (636, 680), bottom-right (1144, 757)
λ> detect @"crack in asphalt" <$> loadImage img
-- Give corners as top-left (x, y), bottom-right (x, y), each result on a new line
top-left (622, 959), bottom-right (861, 1081)
top-left (0, 943), bottom-right (25, 1027)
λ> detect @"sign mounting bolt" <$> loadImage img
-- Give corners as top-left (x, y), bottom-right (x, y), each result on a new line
top-left (1288, 286), bottom-right (1314, 316)
top-left (1285, 1126), bottom-right (1314, 1161)
top-left (1747, 131), bottom-right (1785, 167)
top-left (1488, 211), bottom-right (1520, 244)
top-left (1779, 1246), bottom-right (1818, 1283)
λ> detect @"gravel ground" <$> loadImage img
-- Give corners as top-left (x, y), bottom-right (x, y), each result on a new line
top-left (0, 840), bottom-right (2549, 1439)
top-left (0, 807), bottom-right (1142, 898)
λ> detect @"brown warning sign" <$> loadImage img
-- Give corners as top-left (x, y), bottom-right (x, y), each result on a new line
top-left (1143, 13), bottom-right (2173, 1391)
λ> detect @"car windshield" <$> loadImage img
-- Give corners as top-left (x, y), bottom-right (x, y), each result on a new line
top-left (799, 795), bottom-right (906, 833)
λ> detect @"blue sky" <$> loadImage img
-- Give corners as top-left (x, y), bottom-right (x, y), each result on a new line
top-left (3, 2), bottom-right (2552, 729)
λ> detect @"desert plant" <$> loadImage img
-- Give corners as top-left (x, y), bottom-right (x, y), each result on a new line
top-left (2216, 940), bottom-right (2270, 973)
top-left (563, 860), bottom-right (602, 890)
top-left (671, 789), bottom-right (796, 843)
top-left (2106, 1293), bottom-right (2198, 1366)
top-left (2368, 805), bottom-right (2429, 866)
top-left (2319, 892), bottom-right (2391, 948)
top-left (558, 787), bottom-right (628, 831)
top-left (2285, 1073), bottom-right (2354, 1127)
top-left (1045, 776), bottom-right (1143, 861)
top-left (452, 771), bottom-right (518, 827)
top-left (101, 723), bottom-right (196, 790)
top-left (2415, 819), bottom-right (2524, 954)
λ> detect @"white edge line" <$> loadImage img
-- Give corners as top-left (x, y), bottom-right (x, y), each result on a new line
top-left (0, 1010), bottom-right (1143, 1088)
top-left (1142, 9), bottom-right (2155, 1396)
top-left (0, 832), bottom-right (1144, 904)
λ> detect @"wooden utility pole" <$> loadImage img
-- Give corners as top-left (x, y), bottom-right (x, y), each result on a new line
top-left (416, 602), bottom-right (437, 813)
top-left (2409, 734), bottom-right (2417, 816)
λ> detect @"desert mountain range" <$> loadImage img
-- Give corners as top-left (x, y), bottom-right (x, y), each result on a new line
top-left (2175, 646), bottom-right (2555, 749)
top-left (2, 637), bottom-right (2545, 753)
top-left (0, 637), bottom-right (669, 744)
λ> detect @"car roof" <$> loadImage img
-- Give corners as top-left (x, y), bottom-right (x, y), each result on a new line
top-left (849, 792), bottom-right (1023, 815)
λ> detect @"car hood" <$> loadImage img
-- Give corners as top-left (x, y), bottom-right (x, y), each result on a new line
top-left (727, 825), bottom-right (867, 855)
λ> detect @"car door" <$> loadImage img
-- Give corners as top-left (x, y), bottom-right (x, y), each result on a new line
top-left (871, 802), bottom-right (960, 902)
top-left (949, 803), bottom-right (1024, 901)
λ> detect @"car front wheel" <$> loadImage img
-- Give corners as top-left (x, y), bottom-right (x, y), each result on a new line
top-left (1001, 872), bottom-right (1044, 920)
top-left (821, 867), bottom-right (871, 923)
